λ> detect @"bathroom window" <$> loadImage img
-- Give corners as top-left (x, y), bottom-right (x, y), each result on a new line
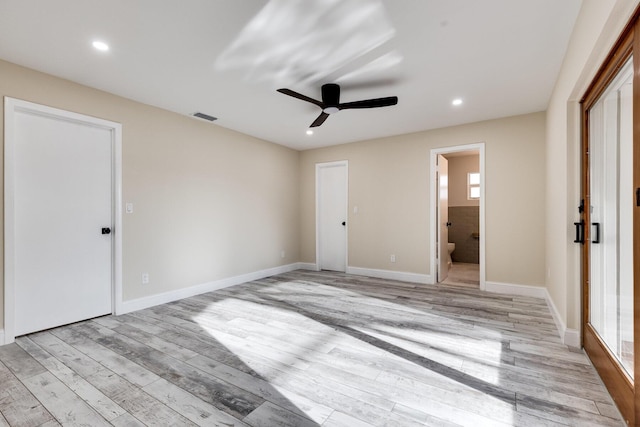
top-left (468, 172), bottom-right (480, 200)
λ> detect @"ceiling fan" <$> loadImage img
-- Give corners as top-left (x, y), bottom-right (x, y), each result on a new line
top-left (277, 83), bottom-right (398, 128)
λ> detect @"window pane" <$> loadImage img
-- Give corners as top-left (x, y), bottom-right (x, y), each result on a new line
top-left (469, 186), bottom-right (480, 199)
top-left (469, 172), bottom-right (480, 185)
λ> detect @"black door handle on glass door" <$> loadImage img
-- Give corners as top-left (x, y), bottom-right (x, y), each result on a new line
top-left (592, 222), bottom-right (600, 244)
top-left (573, 221), bottom-right (584, 244)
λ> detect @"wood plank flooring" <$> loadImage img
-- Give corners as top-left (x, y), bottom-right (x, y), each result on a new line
top-left (0, 270), bottom-right (625, 426)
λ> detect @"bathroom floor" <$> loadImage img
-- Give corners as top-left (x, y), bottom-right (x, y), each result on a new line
top-left (442, 262), bottom-right (480, 288)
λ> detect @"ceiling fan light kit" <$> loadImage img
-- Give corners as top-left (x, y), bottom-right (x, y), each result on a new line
top-left (278, 83), bottom-right (398, 128)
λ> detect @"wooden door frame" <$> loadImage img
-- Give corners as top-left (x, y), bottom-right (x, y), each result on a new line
top-left (3, 97), bottom-right (123, 344)
top-left (315, 160), bottom-right (348, 272)
top-left (579, 13), bottom-right (639, 425)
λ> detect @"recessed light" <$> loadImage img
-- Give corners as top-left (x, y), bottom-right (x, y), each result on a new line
top-left (92, 41), bottom-right (109, 52)
top-left (452, 98), bottom-right (463, 106)
top-left (306, 129), bottom-right (314, 135)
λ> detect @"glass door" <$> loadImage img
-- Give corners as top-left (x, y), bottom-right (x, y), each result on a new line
top-left (588, 56), bottom-right (634, 379)
top-left (582, 38), bottom-right (636, 423)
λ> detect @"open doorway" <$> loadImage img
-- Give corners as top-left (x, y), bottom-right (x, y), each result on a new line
top-left (430, 144), bottom-right (485, 290)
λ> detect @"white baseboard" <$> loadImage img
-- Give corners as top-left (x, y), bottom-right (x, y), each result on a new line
top-left (296, 263), bottom-right (319, 271)
top-left (346, 266), bottom-right (431, 285)
top-left (484, 281), bottom-right (547, 298)
top-left (117, 263), bottom-right (305, 315)
top-left (544, 293), bottom-right (581, 347)
top-left (544, 289), bottom-right (567, 343)
top-left (486, 281), bottom-right (581, 347)
top-left (563, 328), bottom-right (580, 348)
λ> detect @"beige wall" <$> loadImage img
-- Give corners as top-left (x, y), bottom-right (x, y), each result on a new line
top-left (446, 154), bottom-right (480, 207)
top-left (300, 112), bottom-right (546, 286)
top-left (0, 60), bottom-right (300, 328)
top-left (545, 0), bottom-right (639, 333)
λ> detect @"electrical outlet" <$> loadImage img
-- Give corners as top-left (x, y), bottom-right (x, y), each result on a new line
top-left (390, 254), bottom-right (396, 263)
top-left (142, 273), bottom-right (149, 284)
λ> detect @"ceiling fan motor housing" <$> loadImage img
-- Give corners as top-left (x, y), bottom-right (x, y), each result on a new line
top-left (322, 83), bottom-right (340, 106)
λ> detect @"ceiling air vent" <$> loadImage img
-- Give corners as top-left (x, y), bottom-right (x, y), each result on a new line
top-left (192, 112), bottom-right (218, 122)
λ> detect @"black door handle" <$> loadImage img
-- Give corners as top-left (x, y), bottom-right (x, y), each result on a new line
top-left (573, 221), bottom-right (584, 244)
top-left (446, 222), bottom-right (452, 227)
top-left (101, 227), bottom-right (111, 235)
top-left (592, 222), bottom-right (600, 244)
top-left (341, 221), bottom-right (346, 226)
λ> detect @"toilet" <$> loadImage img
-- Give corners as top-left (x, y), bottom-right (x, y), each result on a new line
top-left (447, 243), bottom-right (455, 267)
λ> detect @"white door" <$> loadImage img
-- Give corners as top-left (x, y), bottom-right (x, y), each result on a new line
top-left (437, 155), bottom-right (449, 282)
top-left (317, 162), bottom-right (347, 272)
top-left (9, 102), bottom-right (114, 336)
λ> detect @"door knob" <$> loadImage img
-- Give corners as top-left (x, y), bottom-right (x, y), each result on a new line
top-left (446, 222), bottom-right (452, 227)
top-left (341, 221), bottom-right (346, 226)
top-left (101, 227), bottom-right (111, 235)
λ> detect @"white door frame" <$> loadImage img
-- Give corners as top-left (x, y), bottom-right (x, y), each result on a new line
top-left (315, 160), bottom-right (348, 271)
top-left (3, 97), bottom-right (123, 344)
top-left (429, 143), bottom-right (485, 289)
top-left (437, 154), bottom-right (450, 282)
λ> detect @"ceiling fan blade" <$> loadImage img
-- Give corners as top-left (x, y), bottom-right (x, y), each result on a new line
top-left (277, 88), bottom-right (324, 108)
top-left (338, 96), bottom-right (398, 110)
top-left (310, 112), bottom-right (330, 127)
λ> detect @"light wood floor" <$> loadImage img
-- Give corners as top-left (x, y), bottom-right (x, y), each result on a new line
top-left (0, 270), bottom-right (624, 426)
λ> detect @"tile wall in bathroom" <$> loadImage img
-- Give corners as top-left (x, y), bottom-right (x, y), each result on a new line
top-left (448, 206), bottom-right (479, 264)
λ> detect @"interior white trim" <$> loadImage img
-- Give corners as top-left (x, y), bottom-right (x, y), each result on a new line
top-left (113, 124), bottom-right (124, 316)
top-left (544, 289), bottom-right (581, 347)
top-left (563, 328), bottom-right (581, 348)
top-left (347, 266), bottom-right (432, 285)
top-left (429, 143), bottom-right (486, 290)
top-left (3, 97), bottom-right (123, 345)
top-left (486, 279), bottom-right (581, 347)
top-left (542, 285), bottom-right (566, 339)
top-left (118, 263), bottom-right (305, 314)
top-left (315, 160), bottom-right (349, 272)
top-left (0, 330), bottom-right (4, 346)
top-left (297, 262), bottom-right (319, 271)
top-left (485, 281), bottom-right (547, 299)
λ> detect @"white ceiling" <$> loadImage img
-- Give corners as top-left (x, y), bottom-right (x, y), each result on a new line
top-left (0, 0), bottom-right (582, 150)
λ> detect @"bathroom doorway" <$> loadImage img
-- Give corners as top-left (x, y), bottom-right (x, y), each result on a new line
top-left (430, 144), bottom-right (485, 289)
